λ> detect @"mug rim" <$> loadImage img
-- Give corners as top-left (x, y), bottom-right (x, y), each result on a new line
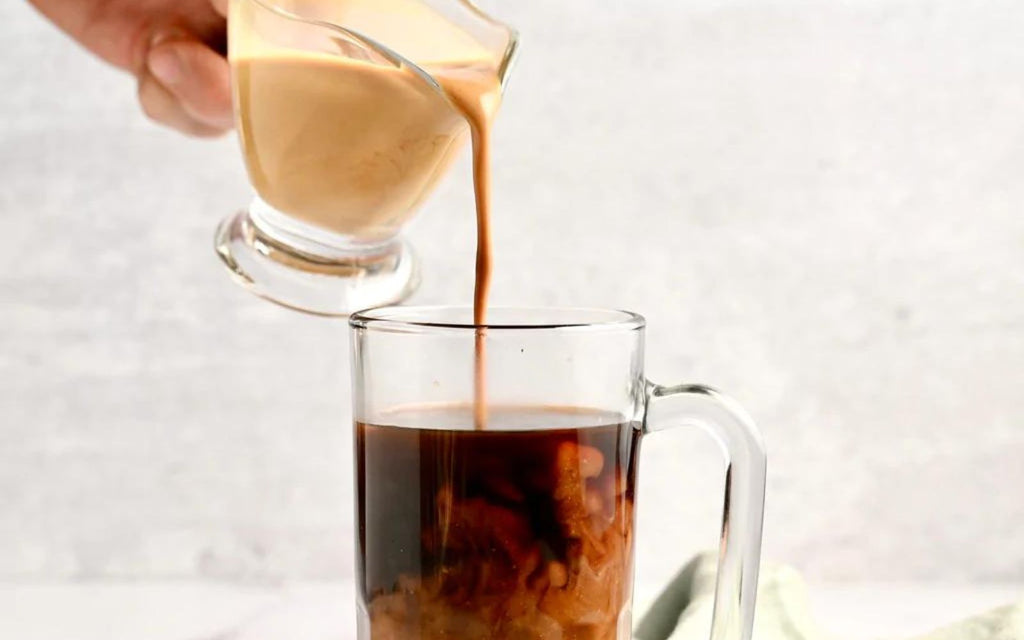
top-left (349, 306), bottom-right (646, 333)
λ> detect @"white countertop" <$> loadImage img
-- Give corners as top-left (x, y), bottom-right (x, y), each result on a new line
top-left (1, 582), bottom-right (1020, 640)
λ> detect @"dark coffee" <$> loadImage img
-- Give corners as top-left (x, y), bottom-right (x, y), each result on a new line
top-left (355, 406), bottom-right (642, 640)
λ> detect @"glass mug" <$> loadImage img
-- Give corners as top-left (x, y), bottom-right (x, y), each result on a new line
top-left (215, 0), bottom-right (518, 315)
top-left (351, 307), bottom-right (767, 640)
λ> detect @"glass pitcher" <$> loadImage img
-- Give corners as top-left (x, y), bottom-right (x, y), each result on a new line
top-left (215, 0), bottom-right (519, 315)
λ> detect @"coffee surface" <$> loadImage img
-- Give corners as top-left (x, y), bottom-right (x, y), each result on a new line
top-left (356, 406), bottom-right (641, 640)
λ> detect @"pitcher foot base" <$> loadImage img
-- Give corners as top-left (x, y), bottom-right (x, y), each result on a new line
top-left (214, 210), bottom-right (419, 317)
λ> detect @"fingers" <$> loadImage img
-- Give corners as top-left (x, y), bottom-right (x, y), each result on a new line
top-left (138, 71), bottom-right (227, 138)
top-left (210, 0), bottom-right (229, 19)
top-left (146, 37), bottom-right (234, 134)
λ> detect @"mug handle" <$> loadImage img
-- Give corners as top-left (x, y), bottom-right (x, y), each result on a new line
top-left (642, 382), bottom-right (767, 640)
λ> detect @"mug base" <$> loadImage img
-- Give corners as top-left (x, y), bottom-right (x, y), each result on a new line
top-left (214, 206), bottom-right (419, 317)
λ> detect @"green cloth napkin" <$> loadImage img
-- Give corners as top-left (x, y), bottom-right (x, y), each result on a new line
top-left (634, 554), bottom-right (1024, 640)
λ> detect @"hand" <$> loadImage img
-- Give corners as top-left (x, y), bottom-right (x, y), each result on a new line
top-left (29, 0), bottom-right (233, 137)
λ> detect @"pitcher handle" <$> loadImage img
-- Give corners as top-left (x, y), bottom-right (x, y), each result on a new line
top-left (641, 382), bottom-right (767, 640)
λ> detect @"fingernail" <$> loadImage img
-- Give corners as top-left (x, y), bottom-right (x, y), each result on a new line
top-left (148, 46), bottom-right (183, 86)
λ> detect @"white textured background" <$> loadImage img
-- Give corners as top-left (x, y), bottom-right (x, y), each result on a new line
top-left (1, 0), bottom-right (1022, 592)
